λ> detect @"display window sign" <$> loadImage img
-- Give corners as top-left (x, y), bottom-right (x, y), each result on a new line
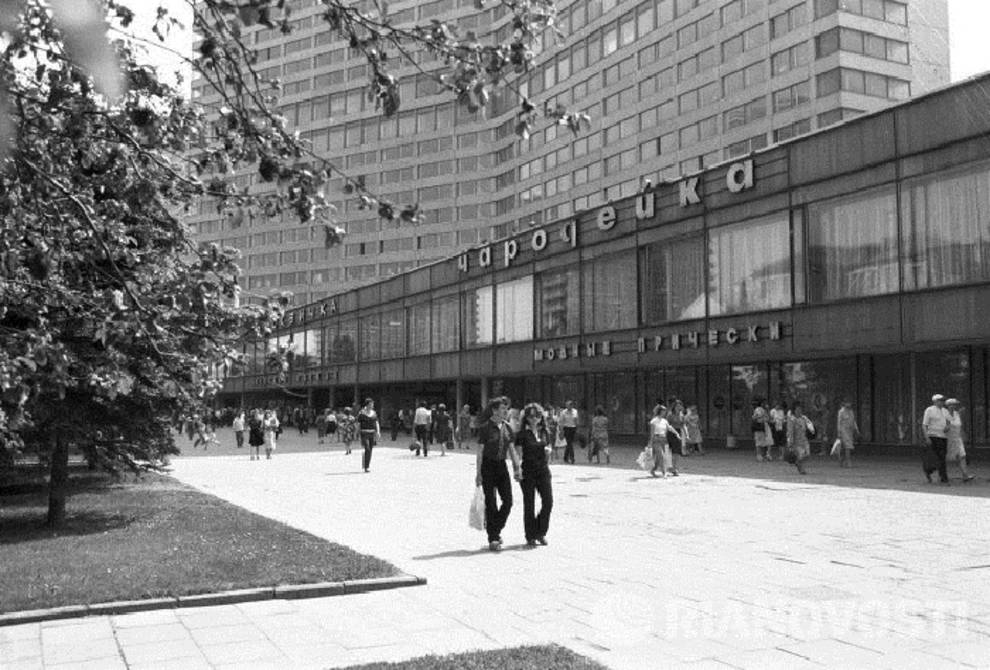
top-left (637, 320), bottom-right (783, 352)
top-left (458, 160), bottom-right (755, 275)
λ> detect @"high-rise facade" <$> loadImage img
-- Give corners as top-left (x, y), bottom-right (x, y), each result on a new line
top-left (189, 0), bottom-right (949, 305)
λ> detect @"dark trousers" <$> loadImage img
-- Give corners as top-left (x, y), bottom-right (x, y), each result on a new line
top-left (481, 459), bottom-right (512, 543)
top-left (361, 432), bottom-right (376, 470)
top-left (928, 437), bottom-right (949, 482)
top-left (414, 424), bottom-right (428, 455)
top-left (563, 426), bottom-right (577, 464)
top-left (521, 472), bottom-right (552, 541)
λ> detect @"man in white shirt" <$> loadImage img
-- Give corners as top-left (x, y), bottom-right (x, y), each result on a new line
top-left (413, 401), bottom-right (432, 457)
top-left (559, 400), bottom-right (579, 464)
top-left (922, 393), bottom-right (950, 484)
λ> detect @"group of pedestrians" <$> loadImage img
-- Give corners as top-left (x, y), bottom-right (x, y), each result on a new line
top-left (411, 402), bottom-right (457, 456)
top-left (475, 397), bottom-right (554, 552)
top-left (229, 408), bottom-right (280, 460)
top-left (748, 399), bottom-right (820, 475)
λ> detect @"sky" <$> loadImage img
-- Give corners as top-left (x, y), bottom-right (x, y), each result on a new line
top-left (947, 0), bottom-right (990, 81)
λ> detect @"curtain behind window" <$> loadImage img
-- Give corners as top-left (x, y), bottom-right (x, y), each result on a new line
top-left (903, 165), bottom-right (990, 290)
top-left (807, 187), bottom-right (898, 302)
top-left (708, 214), bottom-right (791, 315)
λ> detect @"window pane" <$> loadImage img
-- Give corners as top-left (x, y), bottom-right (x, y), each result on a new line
top-left (538, 269), bottom-right (581, 337)
top-left (380, 308), bottom-right (405, 359)
top-left (431, 296), bottom-right (461, 352)
top-left (359, 314), bottom-right (380, 360)
top-left (708, 214), bottom-right (792, 315)
top-left (640, 235), bottom-right (707, 324)
top-left (582, 250), bottom-right (638, 332)
top-left (496, 276), bottom-right (533, 343)
top-left (807, 187), bottom-right (899, 302)
top-left (902, 163), bottom-right (990, 290)
top-left (407, 303), bottom-right (431, 355)
top-left (465, 286), bottom-right (493, 347)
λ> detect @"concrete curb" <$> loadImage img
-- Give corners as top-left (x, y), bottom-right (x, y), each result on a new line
top-left (0, 574), bottom-right (426, 627)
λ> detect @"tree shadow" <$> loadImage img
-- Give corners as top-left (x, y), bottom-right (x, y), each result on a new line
top-left (0, 510), bottom-right (134, 543)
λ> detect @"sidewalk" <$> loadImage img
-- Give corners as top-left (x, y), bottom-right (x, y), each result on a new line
top-left (3, 431), bottom-right (989, 669)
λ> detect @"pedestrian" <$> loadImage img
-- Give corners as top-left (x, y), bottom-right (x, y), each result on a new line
top-left (945, 399), bottom-right (975, 482)
top-left (248, 409), bottom-right (264, 460)
top-left (428, 403), bottom-right (438, 447)
top-left (835, 399), bottom-right (860, 468)
top-left (413, 401), bottom-right (431, 456)
top-left (262, 408), bottom-right (279, 459)
top-left (315, 408), bottom-right (329, 445)
top-left (357, 397), bottom-right (380, 473)
top-left (769, 400), bottom-right (787, 462)
top-left (232, 410), bottom-right (246, 449)
top-left (434, 403), bottom-right (453, 456)
top-left (559, 400), bottom-right (579, 464)
top-left (922, 394), bottom-right (950, 484)
top-left (752, 400), bottom-right (772, 462)
top-left (515, 403), bottom-right (553, 547)
top-left (649, 403), bottom-right (673, 478)
top-left (326, 408), bottom-right (338, 442)
top-left (475, 396), bottom-right (521, 552)
top-left (545, 404), bottom-right (561, 462)
top-left (339, 406), bottom-right (356, 454)
top-left (684, 404), bottom-right (704, 455)
top-left (786, 401), bottom-right (813, 475)
top-left (589, 405), bottom-right (610, 464)
top-left (667, 398), bottom-right (687, 459)
top-left (390, 407), bottom-right (402, 441)
top-left (457, 404), bottom-right (473, 449)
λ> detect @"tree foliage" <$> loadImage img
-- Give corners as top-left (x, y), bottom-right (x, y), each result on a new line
top-left (0, 0), bottom-right (573, 523)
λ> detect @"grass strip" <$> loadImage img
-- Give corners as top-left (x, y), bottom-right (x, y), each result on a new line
top-left (341, 645), bottom-right (609, 670)
top-left (0, 466), bottom-right (397, 613)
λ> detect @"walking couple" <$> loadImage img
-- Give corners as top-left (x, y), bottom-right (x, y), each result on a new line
top-left (475, 397), bottom-right (553, 551)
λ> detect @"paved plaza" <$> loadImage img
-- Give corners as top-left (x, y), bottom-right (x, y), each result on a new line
top-left (3, 432), bottom-right (990, 669)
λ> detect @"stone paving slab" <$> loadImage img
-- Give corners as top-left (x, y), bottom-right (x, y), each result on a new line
top-left (4, 433), bottom-right (990, 669)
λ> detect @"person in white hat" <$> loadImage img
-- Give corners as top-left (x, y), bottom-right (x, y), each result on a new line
top-left (945, 399), bottom-right (975, 482)
top-left (921, 394), bottom-right (950, 484)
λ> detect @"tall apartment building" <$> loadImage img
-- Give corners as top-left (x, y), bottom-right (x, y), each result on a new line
top-left (189, 0), bottom-right (949, 305)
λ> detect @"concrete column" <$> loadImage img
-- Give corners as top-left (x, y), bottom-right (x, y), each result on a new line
top-left (480, 377), bottom-right (489, 409)
top-left (456, 378), bottom-right (465, 413)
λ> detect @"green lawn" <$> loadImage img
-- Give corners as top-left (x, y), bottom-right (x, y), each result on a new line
top-left (0, 466), bottom-right (398, 613)
top-left (343, 645), bottom-right (609, 669)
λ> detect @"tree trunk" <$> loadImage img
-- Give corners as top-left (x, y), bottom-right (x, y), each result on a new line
top-left (46, 433), bottom-right (68, 529)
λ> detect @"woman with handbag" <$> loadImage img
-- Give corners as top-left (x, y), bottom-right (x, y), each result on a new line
top-left (786, 401), bottom-right (813, 475)
top-left (945, 399), bottom-right (975, 482)
top-left (752, 400), bottom-right (773, 462)
top-left (649, 404), bottom-right (673, 478)
top-left (836, 399), bottom-right (860, 468)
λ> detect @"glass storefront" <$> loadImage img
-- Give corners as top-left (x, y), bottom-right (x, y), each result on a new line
top-left (431, 295), bottom-right (460, 352)
top-left (496, 276), bottom-right (534, 343)
top-left (407, 302), bottom-right (430, 356)
top-left (464, 286), bottom-right (493, 348)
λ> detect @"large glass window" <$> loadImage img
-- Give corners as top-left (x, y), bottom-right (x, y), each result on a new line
top-left (408, 302), bottom-right (431, 356)
top-left (496, 276), bottom-right (534, 343)
top-left (708, 214), bottom-right (792, 316)
top-left (807, 187), bottom-right (898, 302)
top-left (537, 269), bottom-right (580, 338)
top-left (431, 295), bottom-right (460, 353)
top-left (380, 308), bottom-right (405, 359)
top-left (903, 163), bottom-right (990, 290)
top-left (464, 286), bottom-right (493, 348)
top-left (359, 314), bottom-right (380, 361)
top-left (303, 328), bottom-right (322, 368)
top-left (328, 319), bottom-right (357, 363)
top-left (582, 250), bottom-right (637, 332)
top-left (640, 235), bottom-right (706, 324)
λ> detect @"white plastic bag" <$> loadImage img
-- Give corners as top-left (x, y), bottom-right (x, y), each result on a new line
top-left (830, 438), bottom-right (842, 458)
top-left (636, 446), bottom-right (653, 471)
top-left (469, 486), bottom-right (486, 531)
